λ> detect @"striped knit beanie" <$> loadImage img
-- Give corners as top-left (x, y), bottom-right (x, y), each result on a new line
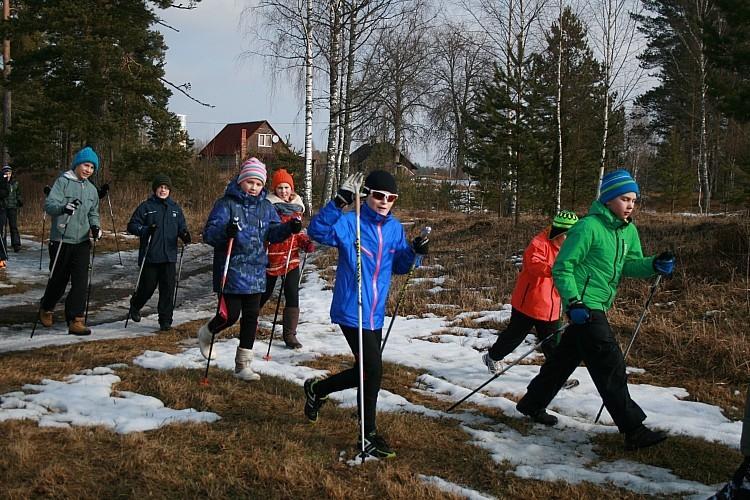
top-left (599, 169), bottom-right (640, 204)
top-left (549, 210), bottom-right (578, 239)
top-left (237, 157), bottom-right (267, 186)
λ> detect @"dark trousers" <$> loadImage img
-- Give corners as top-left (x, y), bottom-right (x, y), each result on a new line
top-left (130, 262), bottom-right (176, 325)
top-left (488, 307), bottom-right (559, 361)
top-left (208, 293), bottom-right (261, 350)
top-left (259, 267), bottom-right (301, 309)
top-left (315, 326), bottom-right (383, 435)
top-left (41, 240), bottom-right (91, 321)
top-left (2, 208), bottom-right (20, 249)
top-left (742, 386), bottom-right (750, 456)
top-left (517, 310), bottom-right (646, 433)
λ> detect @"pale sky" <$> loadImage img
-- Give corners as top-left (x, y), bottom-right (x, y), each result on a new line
top-left (157, 0), bottom-right (326, 153)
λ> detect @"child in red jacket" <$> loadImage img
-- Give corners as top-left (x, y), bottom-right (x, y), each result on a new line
top-left (482, 210), bottom-right (578, 374)
top-left (259, 168), bottom-right (314, 348)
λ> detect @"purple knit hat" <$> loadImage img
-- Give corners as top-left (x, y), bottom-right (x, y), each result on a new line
top-left (237, 157), bottom-right (267, 186)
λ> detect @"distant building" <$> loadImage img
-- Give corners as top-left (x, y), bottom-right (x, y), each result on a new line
top-left (349, 142), bottom-right (417, 176)
top-left (199, 120), bottom-right (292, 169)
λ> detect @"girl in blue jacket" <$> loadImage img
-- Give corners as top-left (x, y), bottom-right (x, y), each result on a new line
top-left (197, 158), bottom-right (301, 381)
top-left (303, 170), bottom-right (428, 459)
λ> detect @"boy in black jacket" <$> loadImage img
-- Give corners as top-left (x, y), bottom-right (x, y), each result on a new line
top-left (126, 174), bottom-right (190, 331)
top-left (1, 165), bottom-right (22, 265)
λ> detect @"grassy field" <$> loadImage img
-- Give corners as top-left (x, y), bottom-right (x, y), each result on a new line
top-left (1, 194), bottom-right (749, 498)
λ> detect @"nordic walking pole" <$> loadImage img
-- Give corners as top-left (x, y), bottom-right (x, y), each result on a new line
top-left (172, 244), bottom-right (186, 308)
top-left (125, 233), bottom-right (153, 328)
top-left (105, 191), bottom-right (123, 266)
top-left (355, 179), bottom-right (367, 462)
top-left (30, 210), bottom-right (76, 338)
top-left (447, 326), bottom-right (566, 413)
top-left (84, 237), bottom-right (97, 323)
top-left (264, 233), bottom-right (296, 361)
top-left (381, 226), bottom-right (431, 354)
top-left (201, 234), bottom-right (236, 386)
top-left (594, 274), bottom-right (662, 424)
top-left (40, 186), bottom-right (50, 270)
top-left (297, 249), bottom-right (309, 289)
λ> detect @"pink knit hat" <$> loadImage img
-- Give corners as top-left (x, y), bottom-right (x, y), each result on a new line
top-left (237, 157), bottom-right (267, 186)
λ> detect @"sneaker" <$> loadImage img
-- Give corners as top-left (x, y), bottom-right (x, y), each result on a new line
top-left (358, 431), bottom-right (396, 459)
top-left (624, 425), bottom-right (667, 451)
top-left (129, 308), bottom-right (141, 323)
top-left (482, 353), bottom-right (504, 374)
top-left (516, 402), bottom-right (558, 426)
top-left (711, 458), bottom-right (750, 499)
top-left (303, 379), bottom-right (328, 422)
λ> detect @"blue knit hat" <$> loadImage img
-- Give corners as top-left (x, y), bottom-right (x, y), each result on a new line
top-left (599, 169), bottom-right (639, 203)
top-left (71, 146), bottom-right (100, 172)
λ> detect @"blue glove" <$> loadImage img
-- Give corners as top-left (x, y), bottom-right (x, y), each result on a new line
top-left (653, 251), bottom-right (675, 276)
top-left (567, 301), bottom-right (590, 325)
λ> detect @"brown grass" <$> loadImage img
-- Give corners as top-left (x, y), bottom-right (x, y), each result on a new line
top-left (1, 187), bottom-right (748, 497)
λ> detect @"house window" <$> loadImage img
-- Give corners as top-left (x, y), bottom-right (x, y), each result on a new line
top-left (258, 134), bottom-right (272, 148)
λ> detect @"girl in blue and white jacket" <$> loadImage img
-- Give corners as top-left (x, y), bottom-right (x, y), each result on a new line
top-left (197, 158), bottom-right (301, 381)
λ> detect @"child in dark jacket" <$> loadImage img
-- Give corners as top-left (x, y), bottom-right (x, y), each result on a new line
top-left (197, 158), bottom-right (301, 381)
top-left (515, 169), bottom-right (675, 451)
top-left (1, 165), bottom-right (23, 259)
top-left (303, 169), bottom-right (428, 459)
top-left (126, 174), bottom-right (190, 331)
top-left (39, 146), bottom-right (102, 336)
top-left (482, 210), bottom-right (578, 373)
top-left (259, 168), bottom-right (314, 349)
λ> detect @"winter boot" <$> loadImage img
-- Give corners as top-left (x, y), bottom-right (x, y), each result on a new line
top-left (234, 347), bottom-right (261, 381)
top-left (129, 307), bottom-right (142, 323)
top-left (303, 378), bottom-right (328, 422)
top-left (482, 353), bottom-right (504, 374)
top-left (516, 402), bottom-right (558, 426)
top-left (624, 424), bottom-right (667, 451)
top-left (39, 309), bottom-right (54, 328)
top-left (68, 317), bottom-right (91, 336)
top-left (197, 322), bottom-right (217, 360)
top-left (358, 431), bottom-right (396, 459)
top-left (282, 307), bottom-right (302, 349)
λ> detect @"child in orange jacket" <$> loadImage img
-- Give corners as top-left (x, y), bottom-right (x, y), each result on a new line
top-left (482, 210), bottom-right (578, 373)
top-left (258, 168), bottom-right (314, 348)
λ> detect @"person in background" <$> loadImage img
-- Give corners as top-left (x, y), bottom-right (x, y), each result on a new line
top-left (38, 146), bottom-right (102, 336)
top-left (303, 169), bottom-right (428, 459)
top-left (515, 169), bottom-right (675, 451)
top-left (259, 168), bottom-right (314, 349)
top-left (0, 165), bottom-right (23, 257)
top-left (709, 388), bottom-right (750, 499)
top-left (482, 210), bottom-right (579, 373)
top-left (197, 158), bottom-right (302, 381)
top-left (126, 173), bottom-right (190, 332)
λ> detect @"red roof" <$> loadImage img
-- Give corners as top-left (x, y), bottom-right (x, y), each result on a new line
top-left (199, 121), bottom-right (282, 157)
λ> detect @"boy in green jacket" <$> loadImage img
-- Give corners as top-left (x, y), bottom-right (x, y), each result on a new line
top-left (515, 169), bottom-right (675, 451)
top-left (38, 146), bottom-right (102, 336)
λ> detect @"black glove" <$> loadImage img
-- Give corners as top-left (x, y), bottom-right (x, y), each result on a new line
top-left (43, 186), bottom-right (51, 196)
top-left (97, 183), bottom-right (109, 199)
top-left (334, 172), bottom-right (364, 208)
top-left (147, 224), bottom-right (158, 236)
top-left (566, 300), bottom-right (591, 325)
top-left (412, 236), bottom-right (429, 255)
top-left (180, 231), bottom-right (191, 244)
top-left (288, 218), bottom-right (302, 234)
top-left (90, 226), bottom-right (103, 241)
top-left (653, 250), bottom-right (675, 276)
top-left (63, 199), bottom-right (81, 215)
top-left (226, 221), bottom-right (240, 238)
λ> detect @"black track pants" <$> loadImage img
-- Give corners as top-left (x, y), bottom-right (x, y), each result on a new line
top-left (259, 267), bottom-right (301, 309)
top-left (207, 293), bottom-right (261, 349)
top-left (41, 240), bottom-right (91, 321)
top-left (130, 262), bottom-right (176, 325)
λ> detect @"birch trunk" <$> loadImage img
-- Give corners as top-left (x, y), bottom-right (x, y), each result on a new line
top-left (322, 0), bottom-right (341, 201)
top-left (303, 0), bottom-right (314, 214)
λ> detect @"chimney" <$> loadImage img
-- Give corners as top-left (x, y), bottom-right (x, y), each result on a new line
top-left (240, 128), bottom-right (247, 160)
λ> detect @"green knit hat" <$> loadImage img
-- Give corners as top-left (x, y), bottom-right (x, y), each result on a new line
top-left (550, 210), bottom-right (578, 239)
